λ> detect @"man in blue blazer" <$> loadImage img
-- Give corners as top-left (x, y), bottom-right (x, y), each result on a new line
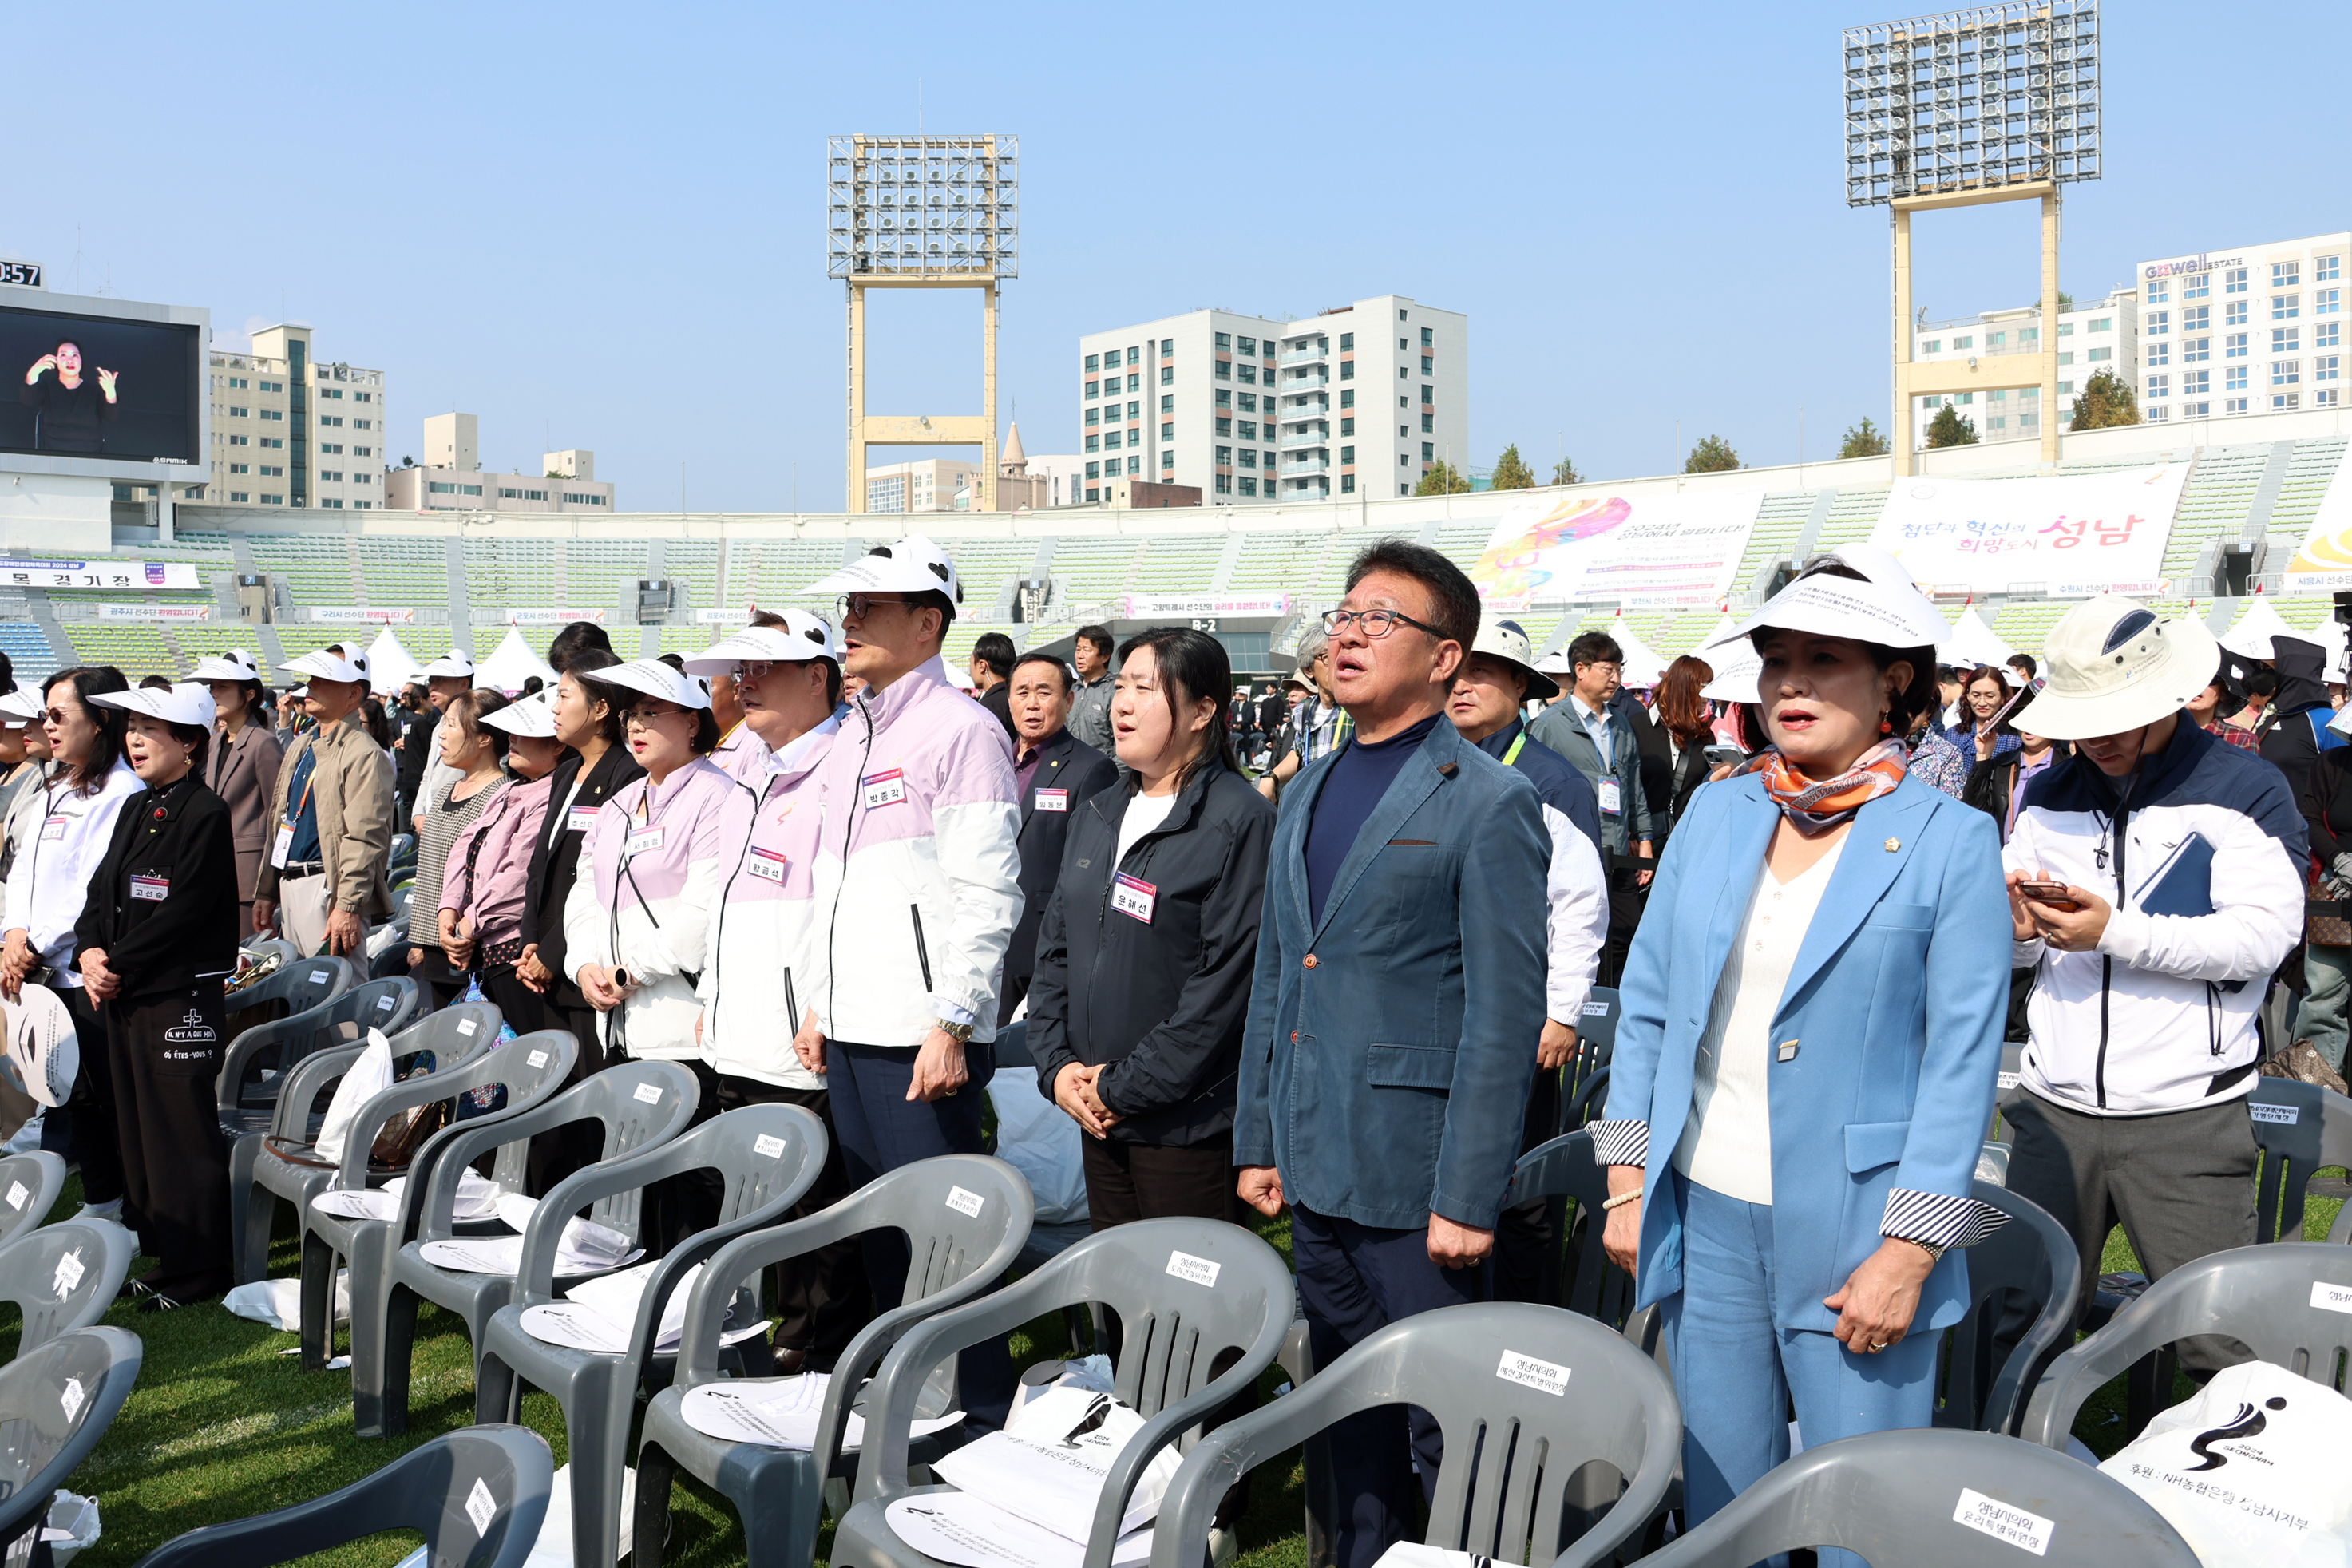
top-left (1236, 540), bottom-right (1550, 1568)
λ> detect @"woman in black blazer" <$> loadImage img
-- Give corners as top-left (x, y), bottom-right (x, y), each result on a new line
top-left (75, 683), bottom-right (240, 1309)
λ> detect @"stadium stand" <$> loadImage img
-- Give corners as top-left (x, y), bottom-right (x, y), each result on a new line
top-left (0, 622), bottom-right (59, 683)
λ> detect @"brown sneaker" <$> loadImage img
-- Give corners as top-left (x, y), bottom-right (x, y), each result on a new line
top-left (2261, 1039), bottom-right (2351, 1097)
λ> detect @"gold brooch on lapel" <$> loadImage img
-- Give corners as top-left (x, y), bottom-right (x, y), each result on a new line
top-left (1884, 837), bottom-right (1900, 853)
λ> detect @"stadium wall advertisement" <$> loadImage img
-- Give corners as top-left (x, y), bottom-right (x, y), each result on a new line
top-left (310, 606), bottom-right (416, 624)
top-left (97, 603), bottom-right (208, 620)
top-left (0, 558), bottom-right (200, 591)
top-left (1469, 491), bottom-right (1768, 610)
top-left (2284, 464), bottom-right (2352, 592)
top-left (1868, 464), bottom-right (2190, 597)
top-left (505, 608), bottom-right (607, 624)
top-left (1119, 592), bottom-right (1290, 618)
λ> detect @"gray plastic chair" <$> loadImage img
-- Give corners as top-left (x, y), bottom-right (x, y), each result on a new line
top-left (368, 1059), bottom-right (698, 1439)
top-left (1931, 1180), bottom-right (2081, 1437)
top-left (2247, 1077), bottom-right (2352, 1243)
top-left (1502, 1130), bottom-right (1635, 1329)
top-left (131, 1423), bottom-right (554, 1568)
top-left (229, 1000), bottom-right (501, 1286)
top-left (0, 1327), bottom-right (142, 1562)
top-left (0, 1222), bottom-right (133, 1360)
top-left (1152, 1301), bottom-right (1679, 1568)
top-left (473, 1103), bottom-right (830, 1568)
top-left (2020, 1242), bottom-right (2352, 1451)
top-left (1562, 984), bottom-right (1620, 1119)
top-left (0, 1151), bottom-right (65, 1249)
top-left (299, 1030), bottom-right (579, 1372)
top-left (1630, 1427), bottom-right (2196, 1567)
top-left (219, 976), bottom-right (423, 1140)
top-left (633, 1153), bottom-right (1036, 1568)
top-left (831, 1217), bottom-right (1294, 1568)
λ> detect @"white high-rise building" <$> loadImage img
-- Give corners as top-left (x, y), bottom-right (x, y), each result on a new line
top-left (2136, 232), bottom-right (2346, 426)
top-left (1076, 295), bottom-right (1467, 505)
top-left (204, 323), bottom-right (388, 509)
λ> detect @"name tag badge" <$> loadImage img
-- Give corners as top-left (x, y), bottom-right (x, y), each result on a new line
top-left (270, 823), bottom-right (295, 868)
top-left (567, 806), bottom-right (600, 835)
top-left (129, 875), bottom-right (169, 903)
top-left (862, 769), bottom-right (908, 810)
top-left (1598, 777), bottom-right (1623, 817)
top-left (1035, 788), bottom-right (1068, 813)
top-left (625, 826), bottom-right (664, 857)
top-left (745, 847), bottom-right (787, 884)
top-left (39, 816), bottom-right (67, 843)
top-left (1111, 872), bottom-right (1158, 924)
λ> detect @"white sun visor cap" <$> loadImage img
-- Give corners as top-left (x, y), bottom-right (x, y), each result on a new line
top-left (89, 682), bottom-right (218, 728)
top-left (418, 650), bottom-right (477, 681)
top-left (802, 534), bottom-right (964, 608)
top-left (576, 658), bottom-right (711, 711)
top-left (481, 691), bottom-right (558, 738)
top-left (2013, 595), bottom-right (2220, 743)
top-left (1702, 544), bottom-right (1950, 657)
top-left (1467, 620), bottom-right (1560, 700)
top-left (677, 613), bottom-right (841, 678)
top-left (0, 686), bottom-right (43, 724)
top-left (187, 648), bottom-right (263, 683)
top-left (279, 647), bottom-right (370, 686)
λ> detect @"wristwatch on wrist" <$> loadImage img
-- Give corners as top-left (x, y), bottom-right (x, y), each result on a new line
top-left (1899, 1235), bottom-right (1947, 1265)
top-left (932, 1018), bottom-right (976, 1042)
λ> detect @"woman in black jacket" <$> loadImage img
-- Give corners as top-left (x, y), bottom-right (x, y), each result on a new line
top-left (1029, 627), bottom-right (1276, 1229)
top-left (75, 683), bottom-right (240, 1308)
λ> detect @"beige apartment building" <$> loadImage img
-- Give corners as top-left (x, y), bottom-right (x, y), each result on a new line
top-left (201, 323), bottom-right (388, 509)
top-left (383, 413), bottom-right (616, 513)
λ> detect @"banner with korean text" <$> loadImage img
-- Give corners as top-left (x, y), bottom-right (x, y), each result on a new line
top-left (97, 603), bottom-right (209, 620)
top-left (505, 608), bottom-right (607, 625)
top-left (1867, 464), bottom-right (2189, 597)
top-left (2282, 461), bottom-right (2352, 591)
top-left (309, 606), bottom-right (416, 624)
top-left (1119, 592), bottom-right (1291, 618)
top-left (1468, 491), bottom-right (1768, 611)
top-left (0, 558), bottom-right (202, 592)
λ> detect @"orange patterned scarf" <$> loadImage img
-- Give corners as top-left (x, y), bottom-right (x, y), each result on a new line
top-left (1747, 738), bottom-right (1908, 836)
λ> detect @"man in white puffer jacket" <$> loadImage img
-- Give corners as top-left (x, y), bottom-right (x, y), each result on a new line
top-left (2000, 596), bottom-right (2306, 1373)
top-left (791, 536), bottom-right (1022, 1420)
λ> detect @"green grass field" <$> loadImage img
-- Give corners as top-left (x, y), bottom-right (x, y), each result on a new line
top-left (15, 1175), bottom-right (2341, 1564)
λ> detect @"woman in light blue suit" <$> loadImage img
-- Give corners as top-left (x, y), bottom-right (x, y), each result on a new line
top-left (1592, 548), bottom-right (2009, 1561)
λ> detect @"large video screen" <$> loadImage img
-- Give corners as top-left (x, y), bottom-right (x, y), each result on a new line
top-left (0, 303), bottom-right (200, 464)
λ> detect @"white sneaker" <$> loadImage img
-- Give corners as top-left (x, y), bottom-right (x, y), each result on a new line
top-left (73, 1199), bottom-right (122, 1223)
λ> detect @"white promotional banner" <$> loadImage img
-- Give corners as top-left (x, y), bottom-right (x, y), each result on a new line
top-left (97, 603), bottom-right (209, 621)
top-left (1469, 491), bottom-right (1768, 610)
top-left (0, 559), bottom-right (201, 592)
top-left (1867, 463), bottom-right (2189, 597)
top-left (2283, 459), bottom-right (2352, 591)
top-left (309, 606), bottom-right (416, 624)
top-left (1119, 592), bottom-right (1291, 618)
top-left (505, 608), bottom-right (606, 625)
top-left (695, 608), bottom-right (752, 624)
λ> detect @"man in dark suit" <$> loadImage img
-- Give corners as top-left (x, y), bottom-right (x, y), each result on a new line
top-left (1000, 651), bottom-right (1119, 1025)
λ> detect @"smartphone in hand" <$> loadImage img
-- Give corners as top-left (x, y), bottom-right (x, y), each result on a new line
top-left (2017, 881), bottom-right (2081, 913)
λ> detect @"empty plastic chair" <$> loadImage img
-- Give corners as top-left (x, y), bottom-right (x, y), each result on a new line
top-left (1154, 1301), bottom-right (1677, 1568)
top-left (830, 1217), bottom-right (1294, 1568)
top-left (0, 1327), bottom-right (142, 1561)
top-left (475, 1104), bottom-right (829, 1568)
top-left (0, 1151), bottom-right (66, 1249)
top-left (366, 1059), bottom-right (698, 1439)
top-left (633, 1154), bottom-right (1035, 1568)
top-left (230, 1000), bottom-right (500, 1286)
top-left (299, 1030), bottom-right (578, 1371)
top-left (2248, 1077), bottom-right (2352, 1244)
top-left (132, 1423), bottom-right (553, 1568)
top-left (0, 1222), bottom-right (132, 1359)
top-left (1631, 1427), bottom-right (2195, 1567)
top-left (2020, 1242), bottom-right (2352, 1451)
top-left (1930, 1180), bottom-right (2081, 1436)
top-left (219, 976), bottom-right (423, 1141)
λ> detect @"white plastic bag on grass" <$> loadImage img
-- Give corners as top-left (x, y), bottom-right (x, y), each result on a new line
top-left (312, 1028), bottom-right (394, 1166)
top-left (40, 1491), bottom-right (98, 1566)
top-left (222, 1273), bottom-right (347, 1331)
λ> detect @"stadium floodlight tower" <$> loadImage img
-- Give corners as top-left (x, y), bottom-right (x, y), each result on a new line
top-left (830, 133), bottom-right (1018, 513)
top-left (1845, 2), bottom-right (2099, 476)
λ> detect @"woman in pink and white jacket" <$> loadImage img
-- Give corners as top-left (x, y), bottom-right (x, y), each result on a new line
top-left (438, 690), bottom-right (566, 1034)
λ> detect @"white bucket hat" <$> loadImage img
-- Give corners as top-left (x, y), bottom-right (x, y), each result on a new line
top-left (577, 658), bottom-right (712, 711)
top-left (803, 534), bottom-right (964, 609)
top-left (677, 612), bottom-right (841, 677)
top-left (1466, 619), bottom-right (1560, 700)
top-left (1703, 544), bottom-right (1949, 656)
top-left (481, 691), bottom-right (558, 738)
top-left (188, 648), bottom-right (263, 683)
top-left (2013, 596), bottom-right (2219, 742)
top-left (279, 647), bottom-right (370, 685)
top-left (418, 650), bottom-right (477, 682)
top-left (91, 682), bottom-right (218, 728)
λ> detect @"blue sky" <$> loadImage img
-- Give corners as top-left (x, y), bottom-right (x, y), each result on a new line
top-left (7, 1), bottom-right (2339, 510)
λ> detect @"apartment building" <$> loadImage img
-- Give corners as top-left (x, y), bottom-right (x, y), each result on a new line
top-left (1910, 290), bottom-right (2138, 449)
top-left (203, 323), bottom-right (388, 509)
top-left (382, 412), bottom-right (616, 514)
top-left (2136, 232), bottom-right (2346, 426)
top-left (1076, 295), bottom-right (1467, 505)
top-left (865, 457), bottom-right (980, 514)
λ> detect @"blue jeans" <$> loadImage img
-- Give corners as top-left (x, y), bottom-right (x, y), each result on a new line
top-left (1662, 1174), bottom-right (1939, 1568)
top-left (2295, 943), bottom-right (2350, 1073)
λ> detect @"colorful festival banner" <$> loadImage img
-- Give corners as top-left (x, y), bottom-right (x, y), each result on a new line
top-left (1469, 492), bottom-right (1768, 610)
top-left (1867, 464), bottom-right (2188, 597)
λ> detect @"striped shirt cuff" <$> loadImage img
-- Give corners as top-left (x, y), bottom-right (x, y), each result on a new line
top-left (1588, 1119), bottom-right (1649, 1167)
top-left (1882, 1188), bottom-right (2009, 1249)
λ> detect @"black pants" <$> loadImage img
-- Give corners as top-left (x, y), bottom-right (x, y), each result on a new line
top-left (1600, 862), bottom-right (1649, 988)
top-left (43, 987), bottom-right (125, 1210)
top-left (107, 984), bottom-right (233, 1298)
top-left (477, 963), bottom-right (545, 1038)
top-left (525, 1000), bottom-right (611, 1197)
top-left (715, 1075), bottom-right (870, 1368)
top-left (1493, 1064), bottom-right (1562, 1305)
top-left (996, 972), bottom-right (1031, 1030)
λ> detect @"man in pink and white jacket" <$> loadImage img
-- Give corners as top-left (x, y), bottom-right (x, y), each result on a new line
top-left (792, 537), bottom-right (1022, 1417)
